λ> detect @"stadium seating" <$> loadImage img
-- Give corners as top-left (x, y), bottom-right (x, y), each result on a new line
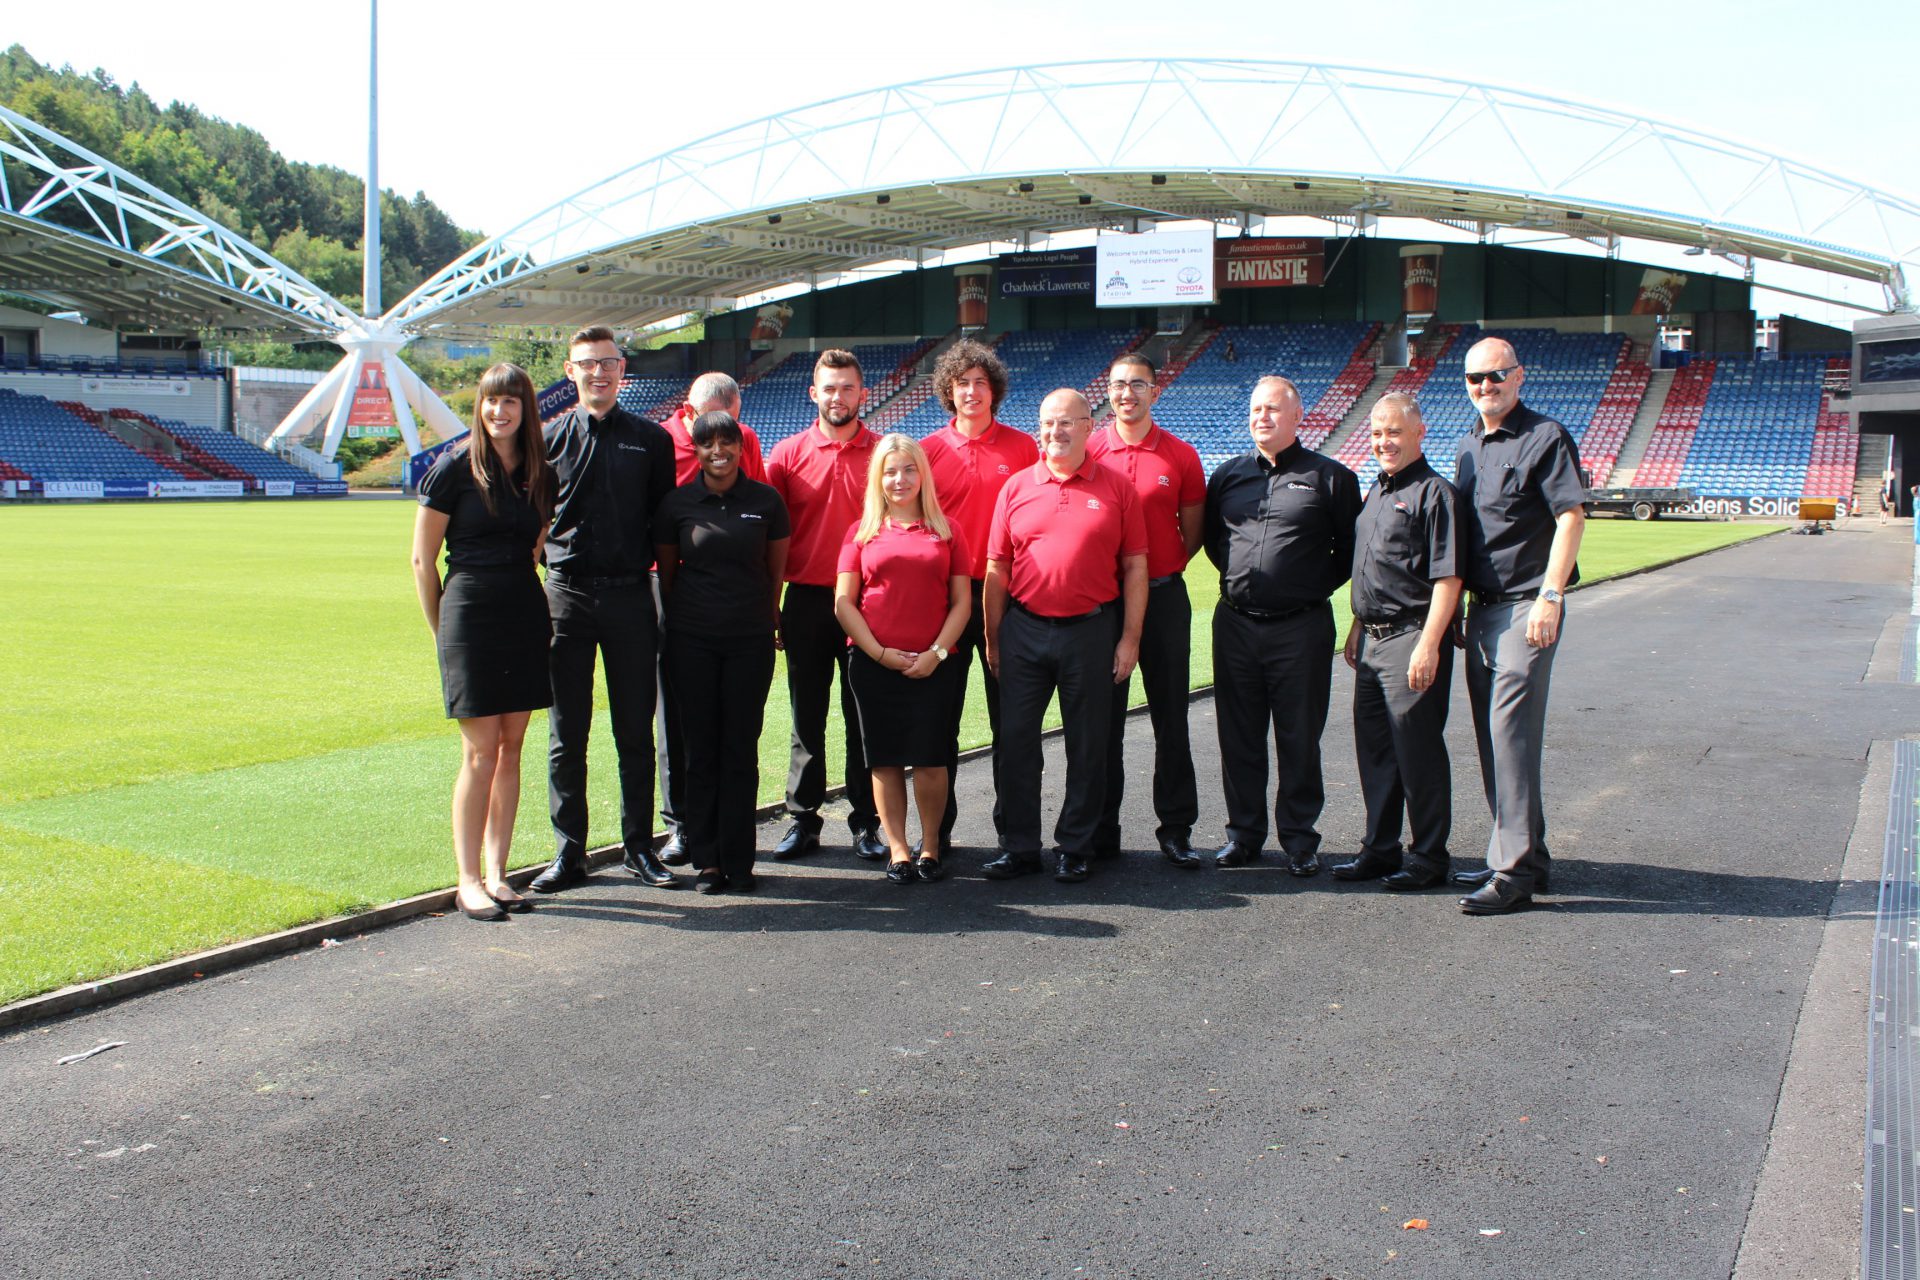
top-left (0, 388), bottom-right (181, 483)
top-left (1628, 355), bottom-right (1842, 499)
top-left (1803, 358), bottom-right (1856, 500)
top-left (736, 342), bottom-right (933, 450)
top-left (147, 417), bottom-right (315, 485)
top-left (616, 377), bottom-right (687, 420)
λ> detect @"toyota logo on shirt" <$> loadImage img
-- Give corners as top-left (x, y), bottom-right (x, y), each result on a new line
top-left (1086, 498), bottom-right (1102, 510)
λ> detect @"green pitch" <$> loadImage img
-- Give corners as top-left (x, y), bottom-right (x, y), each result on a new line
top-left (0, 502), bottom-right (1779, 1004)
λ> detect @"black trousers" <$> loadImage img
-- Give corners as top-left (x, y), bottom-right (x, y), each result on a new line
top-left (546, 575), bottom-right (657, 863)
top-left (997, 602), bottom-right (1119, 858)
top-left (938, 578), bottom-right (1003, 849)
top-left (665, 629), bottom-right (774, 879)
top-left (653, 572), bottom-right (685, 840)
top-left (1095, 575), bottom-right (1198, 851)
top-left (1212, 601), bottom-right (1334, 855)
top-left (1353, 625), bottom-right (1453, 873)
top-left (779, 582), bottom-right (875, 836)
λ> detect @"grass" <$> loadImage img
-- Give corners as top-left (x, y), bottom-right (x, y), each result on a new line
top-left (0, 502), bottom-right (1782, 1003)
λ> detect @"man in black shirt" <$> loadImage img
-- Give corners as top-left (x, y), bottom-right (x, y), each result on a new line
top-left (530, 325), bottom-right (680, 894)
top-left (1334, 393), bottom-right (1462, 891)
top-left (1449, 337), bottom-right (1587, 915)
top-left (1203, 375), bottom-right (1361, 874)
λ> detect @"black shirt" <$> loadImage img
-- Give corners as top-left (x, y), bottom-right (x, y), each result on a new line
top-left (651, 476), bottom-right (790, 637)
top-left (418, 446), bottom-right (542, 571)
top-left (1204, 440), bottom-right (1362, 613)
top-left (1350, 455), bottom-right (1459, 623)
top-left (1453, 401), bottom-right (1586, 594)
top-left (543, 404), bottom-right (676, 578)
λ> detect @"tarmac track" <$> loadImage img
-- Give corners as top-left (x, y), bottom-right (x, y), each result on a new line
top-left (3, 524), bottom-right (1911, 1279)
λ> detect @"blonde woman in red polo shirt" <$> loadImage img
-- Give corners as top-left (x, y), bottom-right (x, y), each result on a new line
top-left (834, 434), bottom-right (972, 884)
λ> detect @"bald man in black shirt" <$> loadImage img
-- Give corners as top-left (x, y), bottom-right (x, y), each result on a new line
top-left (1203, 375), bottom-right (1361, 874)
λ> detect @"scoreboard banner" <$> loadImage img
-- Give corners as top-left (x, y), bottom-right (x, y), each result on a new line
top-left (1216, 238), bottom-right (1325, 289)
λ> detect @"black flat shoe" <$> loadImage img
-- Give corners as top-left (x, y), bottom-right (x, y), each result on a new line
top-left (487, 889), bottom-right (534, 913)
top-left (886, 859), bottom-right (916, 885)
top-left (731, 872), bottom-right (759, 894)
top-left (457, 892), bottom-right (506, 922)
top-left (695, 870), bottom-right (729, 895)
top-left (915, 856), bottom-right (945, 883)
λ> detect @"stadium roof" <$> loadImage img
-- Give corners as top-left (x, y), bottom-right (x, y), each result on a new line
top-left (0, 103), bottom-right (354, 337)
top-left (389, 59), bottom-right (1920, 338)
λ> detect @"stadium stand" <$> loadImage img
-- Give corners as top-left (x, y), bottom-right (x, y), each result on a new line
top-left (737, 341), bottom-right (933, 449)
top-left (148, 418), bottom-right (315, 485)
top-left (1673, 355), bottom-right (1837, 500)
top-left (616, 376), bottom-right (687, 420)
top-left (0, 388), bottom-right (179, 482)
top-left (1629, 358), bottom-right (1712, 489)
top-left (1804, 358), bottom-right (1856, 499)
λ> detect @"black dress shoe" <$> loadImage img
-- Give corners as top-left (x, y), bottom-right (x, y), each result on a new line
top-left (1381, 866), bottom-right (1448, 890)
top-left (1451, 864), bottom-right (1550, 894)
top-left (981, 852), bottom-right (1044, 880)
top-left (853, 828), bottom-right (889, 862)
top-left (1054, 852), bottom-right (1091, 883)
top-left (622, 847), bottom-right (682, 888)
top-left (886, 859), bottom-right (916, 885)
top-left (529, 856), bottom-right (587, 894)
top-left (1213, 840), bottom-right (1262, 867)
top-left (1158, 836), bottom-right (1204, 869)
top-left (694, 870), bottom-right (729, 895)
top-left (1459, 878), bottom-right (1532, 915)
top-left (659, 834), bottom-right (691, 867)
top-left (772, 823), bottom-right (820, 860)
top-left (915, 855), bottom-right (945, 883)
top-left (1331, 851), bottom-right (1399, 881)
top-left (1286, 850), bottom-right (1322, 878)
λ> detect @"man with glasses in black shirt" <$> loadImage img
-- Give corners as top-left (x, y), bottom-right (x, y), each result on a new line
top-left (1203, 375), bottom-right (1361, 875)
top-left (1334, 392), bottom-right (1462, 891)
top-left (530, 325), bottom-right (680, 894)
top-left (1449, 337), bottom-right (1587, 915)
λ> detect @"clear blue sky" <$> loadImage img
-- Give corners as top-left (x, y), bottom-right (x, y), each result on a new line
top-left (11, 0), bottom-right (1914, 240)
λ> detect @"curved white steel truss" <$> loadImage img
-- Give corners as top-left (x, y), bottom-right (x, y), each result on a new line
top-left (0, 102), bottom-right (356, 334)
top-left (390, 59), bottom-right (1919, 335)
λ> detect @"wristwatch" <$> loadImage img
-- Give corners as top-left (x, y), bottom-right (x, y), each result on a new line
top-left (933, 644), bottom-right (950, 662)
top-left (1540, 588), bottom-right (1564, 605)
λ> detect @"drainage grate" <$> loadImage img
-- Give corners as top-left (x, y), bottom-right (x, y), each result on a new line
top-left (1865, 739), bottom-right (1920, 1277)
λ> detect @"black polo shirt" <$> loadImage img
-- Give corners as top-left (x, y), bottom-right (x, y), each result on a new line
top-left (1203, 440), bottom-right (1361, 613)
top-left (418, 446), bottom-right (542, 571)
top-left (543, 404), bottom-right (675, 579)
top-left (1350, 455), bottom-right (1459, 624)
top-left (1453, 401), bottom-right (1586, 595)
top-left (651, 476), bottom-right (790, 638)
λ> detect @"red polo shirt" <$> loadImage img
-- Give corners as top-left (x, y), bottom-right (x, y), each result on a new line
top-left (767, 420), bottom-right (878, 586)
top-left (922, 419), bottom-right (1039, 579)
top-left (660, 404), bottom-right (768, 485)
top-left (987, 457), bottom-right (1147, 617)
top-left (836, 519), bottom-right (970, 651)
top-left (1088, 421), bottom-right (1205, 579)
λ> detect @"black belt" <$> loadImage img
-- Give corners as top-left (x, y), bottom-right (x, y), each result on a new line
top-left (1148, 574), bottom-right (1179, 588)
top-left (1010, 598), bottom-right (1116, 625)
top-left (1360, 617), bottom-right (1424, 640)
top-left (549, 570), bottom-right (646, 589)
top-left (1224, 598), bottom-right (1318, 623)
top-left (1471, 588), bottom-right (1539, 607)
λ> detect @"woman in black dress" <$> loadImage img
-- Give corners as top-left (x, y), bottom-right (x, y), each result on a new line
top-left (653, 411), bottom-right (789, 894)
top-left (411, 363), bottom-right (555, 921)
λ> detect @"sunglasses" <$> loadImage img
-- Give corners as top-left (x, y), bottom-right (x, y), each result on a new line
top-left (1465, 366), bottom-right (1519, 386)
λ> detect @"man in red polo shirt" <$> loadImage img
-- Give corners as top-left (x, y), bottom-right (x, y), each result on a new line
top-left (766, 349), bottom-right (885, 862)
top-left (1088, 352), bottom-right (1207, 868)
top-left (921, 339), bottom-right (1037, 858)
top-left (981, 388), bottom-right (1148, 884)
top-left (657, 371), bottom-right (767, 485)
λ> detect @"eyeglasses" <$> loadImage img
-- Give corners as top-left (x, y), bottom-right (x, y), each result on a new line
top-left (569, 356), bottom-right (625, 374)
top-left (1038, 416), bottom-right (1092, 429)
top-left (1107, 379), bottom-right (1153, 395)
top-left (1465, 366), bottom-right (1519, 386)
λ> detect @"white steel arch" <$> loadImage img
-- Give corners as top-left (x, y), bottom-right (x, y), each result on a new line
top-left (390, 58), bottom-right (1920, 334)
top-left (0, 103), bottom-right (358, 334)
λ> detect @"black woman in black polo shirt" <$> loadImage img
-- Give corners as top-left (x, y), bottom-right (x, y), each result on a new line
top-left (411, 363), bottom-right (555, 921)
top-left (653, 412), bottom-right (790, 894)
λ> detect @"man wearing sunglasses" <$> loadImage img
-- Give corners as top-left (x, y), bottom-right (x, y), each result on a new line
top-left (1450, 337), bottom-right (1587, 915)
top-left (532, 325), bottom-right (681, 894)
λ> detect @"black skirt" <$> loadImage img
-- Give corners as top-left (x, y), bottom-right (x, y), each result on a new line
top-left (437, 566), bottom-right (553, 719)
top-left (847, 646), bottom-right (961, 767)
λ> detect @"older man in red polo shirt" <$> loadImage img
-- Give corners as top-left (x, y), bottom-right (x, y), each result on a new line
top-left (921, 339), bottom-right (1036, 858)
top-left (981, 387), bottom-right (1148, 884)
top-left (657, 371), bottom-right (767, 485)
top-left (1088, 351), bottom-right (1207, 868)
top-left (766, 349), bottom-right (885, 862)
